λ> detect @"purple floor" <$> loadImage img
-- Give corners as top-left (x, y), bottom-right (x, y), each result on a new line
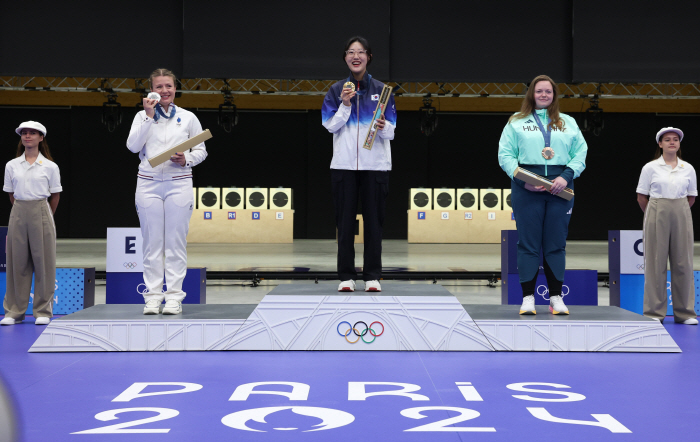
top-left (1, 316), bottom-right (698, 442)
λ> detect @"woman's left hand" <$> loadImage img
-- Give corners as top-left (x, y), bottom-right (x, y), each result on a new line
top-left (550, 176), bottom-right (568, 194)
top-left (375, 115), bottom-right (385, 130)
top-left (170, 152), bottom-right (186, 166)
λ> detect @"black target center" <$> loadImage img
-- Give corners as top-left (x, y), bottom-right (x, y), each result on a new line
top-left (437, 193), bottom-right (452, 208)
top-left (272, 192), bottom-right (289, 207)
top-left (413, 192), bottom-right (429, 207)
top-left (201, 191), bottom-right (218, 207)
top-left (249, 192), bottom-right (265, 207)
top-left (460, 193), bottom-right (475, 208)
top-left (483, 193), bottom-right (499, 208)
top-left (225, 192), bottom-right (241, 207)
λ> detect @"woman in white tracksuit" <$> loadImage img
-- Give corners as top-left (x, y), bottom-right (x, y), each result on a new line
top-left (322, 36), bottom-right (397, 293)
top-left (1, 121), bottom-right (61, 326)
top-left (636, 127), bottom-right (698, 325)
top-left (126, 68), bottom-right (208, 315)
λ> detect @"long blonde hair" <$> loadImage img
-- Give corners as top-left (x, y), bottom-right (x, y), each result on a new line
top-left (509, 74), bottom-right (565, 131)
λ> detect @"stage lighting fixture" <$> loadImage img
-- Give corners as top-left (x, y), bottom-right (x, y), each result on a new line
top-left (583, 95), bottom-right (604, 136)
top-left (433, 188), bottom-right (455, 210)
top-left (198, 187), bottom-right (221, 209)
top-left (503, 189), bottom-right (512, 210)
top-left (246, 188), bottom-right (268, 209)
top-left (222, 187), bottom-right (245, 209)
top-left (479, 188), bottom-right (501, 210)
top-left (102, 93), bottom-right (122, 133)
top-left (134, 80), bottom-right (147, 110)
top-left (456, 189), bottom-right (478, 210)
top-left (419, 96), bottom-right (438, 137)
top-left (270, 188), bottom-right (293, 210)
top-left (410, 188), bottom-right (432, 210)
top-left (218, 93), bottom-right (238, 133)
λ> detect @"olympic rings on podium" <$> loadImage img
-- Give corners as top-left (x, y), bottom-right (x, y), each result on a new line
top-left (337, 320), bottom-right (384, 344)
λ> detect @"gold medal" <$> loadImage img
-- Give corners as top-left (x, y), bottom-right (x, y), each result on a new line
top-left (541, 147), bottom-right (555, 160)
top-left (343, 81), bottom-right (356, 92)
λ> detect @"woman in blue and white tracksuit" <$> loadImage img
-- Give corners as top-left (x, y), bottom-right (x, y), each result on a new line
top-left (498, 74), bottom-right (588, 316)
top-left (322, 36), bottom-right (397, 293)
top-left (126, 68), bottom-right (208, 315)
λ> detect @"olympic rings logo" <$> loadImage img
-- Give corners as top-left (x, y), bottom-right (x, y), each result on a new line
top-left (536, 284), bottom-right (570, 300)
top-left (337, 321), bottom-right (384, 344)
top-left (123, 262), bottom-right (138, 269)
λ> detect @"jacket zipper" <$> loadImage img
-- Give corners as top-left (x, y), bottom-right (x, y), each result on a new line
top-left (356, 79), bottom-right (360, 171)
top-left (542, 109), bottom-right (548, 177)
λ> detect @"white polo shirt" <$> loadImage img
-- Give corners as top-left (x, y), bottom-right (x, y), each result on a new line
top-left (636, 156), bottom-right (698, 199)
top-left (3, 153), bottom-right (62, 200)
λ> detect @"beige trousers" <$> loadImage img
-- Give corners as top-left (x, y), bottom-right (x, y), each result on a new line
top-left (643, 197), bottom-right (697, 322)
top-left (3, 199), bottom-right (56, 320)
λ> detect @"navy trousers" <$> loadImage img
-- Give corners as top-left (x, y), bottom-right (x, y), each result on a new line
top-left (331, 169), bottom-right (389, 281)
top-left (511, 165), bottom-right (574, 295)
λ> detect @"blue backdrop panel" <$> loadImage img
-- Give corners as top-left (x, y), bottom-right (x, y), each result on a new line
top-left (105, 268), bottom-right (206, 304)
top-left (0, 226), bottom-right (6, 271)
top-left (501, 230), bottom-right (596, 305)
top-left (620, 271), bottom-right (700, 316)
top-left (503, 270), bottom-right (598, 306)
top-left (0, 268), bottom-right (95, 315)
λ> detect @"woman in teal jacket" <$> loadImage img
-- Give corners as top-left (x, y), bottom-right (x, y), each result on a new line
top-left (498, 74), bottom-right (588, 316)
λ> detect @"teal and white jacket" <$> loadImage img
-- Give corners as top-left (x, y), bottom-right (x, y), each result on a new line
top-left (498, 109), bottom-right (587, 184)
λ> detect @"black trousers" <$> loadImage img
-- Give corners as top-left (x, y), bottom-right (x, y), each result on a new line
top-left (331, 169), bottom-right (389, 281)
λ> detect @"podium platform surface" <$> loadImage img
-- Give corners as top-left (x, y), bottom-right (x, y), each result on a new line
top-left (464, 304), bottom-right (658, 322)
top-left (54, 303), bottom-right (256, 321)
top-left (268, 282), bottom-right (454, 296)
top-left (30, 284), bottom-right (680, 353)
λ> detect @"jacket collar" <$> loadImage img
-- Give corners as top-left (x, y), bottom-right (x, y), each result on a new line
top-left (346, 72), bottom-right (372, 93)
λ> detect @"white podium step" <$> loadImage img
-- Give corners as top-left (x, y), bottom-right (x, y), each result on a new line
top-left (29, 285), bottom-right (680, 353)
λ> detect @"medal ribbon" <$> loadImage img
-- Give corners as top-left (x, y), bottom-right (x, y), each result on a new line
top-left (154, 104), bottom-right (176, 121)
top-left (531, 110), bottom-right (551, 147)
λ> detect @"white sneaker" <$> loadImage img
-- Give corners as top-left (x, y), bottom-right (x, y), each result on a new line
top-left (681, 318), bottom-right (698, 325)
top-left (0, 317), bottom-right (21, 326)
top-left (549, 295), bottom-right (569, 315)
top-left (162, 300), bottom-right (182, 315)
top-left (338, 280), bottom-right (356, 292)
top-left (143, 299), bottom-right (161, 315)
top-left (519, 295), bottom-right (536, 315)
top-left (35, 317), bottom-right (50, 325)
top-left (364, 280), bottom-right (382, 292)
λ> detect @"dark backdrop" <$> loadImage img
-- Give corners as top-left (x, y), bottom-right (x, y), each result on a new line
top-left (572, 1), bottom-right (700, 82)
top-left (1, 106), bottom-right (698, 240)
top-left (0, 0), bottom-right (183, 77)
top-left (389, 0), bottom-right (572, 82)
top-left (3, 1), bottom-right (698, 82)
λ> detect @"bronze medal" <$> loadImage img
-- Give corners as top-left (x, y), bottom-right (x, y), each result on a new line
top-left (541, 147), bottom-right (555, 160)
top-left (343, 81), bottom-right (356, 92)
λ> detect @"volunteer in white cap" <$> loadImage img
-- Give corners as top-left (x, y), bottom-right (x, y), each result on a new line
top-left (1, 121), bottom-right (62, 326)
top-left (126, 68), bottom-right (208, 315)
top-left (636, 127), bottom-right (698, 324)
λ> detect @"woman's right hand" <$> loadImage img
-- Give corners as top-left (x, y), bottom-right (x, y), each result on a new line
top-left (524, 183), bottom-right (546, 192)
top-left (143, 98), bottom-right (158, 118)
top-left (341, 88), bottom-right (356, 107)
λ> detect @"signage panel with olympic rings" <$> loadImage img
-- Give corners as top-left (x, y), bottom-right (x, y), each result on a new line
top-left (337, 321), bottom-right (384, 344)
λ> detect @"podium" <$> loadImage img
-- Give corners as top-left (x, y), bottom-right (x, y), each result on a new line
top-left (501, 230), bottom-right (597, 305)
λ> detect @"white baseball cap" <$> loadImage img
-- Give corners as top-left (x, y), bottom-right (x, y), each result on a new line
top-left (15, 121), bottom-right (47, 137)
top-left (656, 127), bottom-right (683, 143)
